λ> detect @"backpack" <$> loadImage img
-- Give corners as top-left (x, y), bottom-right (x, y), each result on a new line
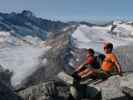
top-left (93, 54), bottom-right (105, 69)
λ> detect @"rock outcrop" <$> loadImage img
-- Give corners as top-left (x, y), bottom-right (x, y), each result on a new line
top-left (20, 27), bottom-right (76, 88)
top-left (0, 65), bottom-right (13, 88)
top-left (88, 73), bottom-right (133, 100)
top-left (18, 81), bottom-right (69, 100)
top-left (16, 73), bottom-right (133, 100)
top-left (0, 81), bottom-right (22, 100)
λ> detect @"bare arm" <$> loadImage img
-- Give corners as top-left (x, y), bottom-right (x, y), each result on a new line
top-left (112, 53), bottom-right (123, 76)
top-left (115, 61), bottom-right (123, 76)
top-left (75, 62), bottom-right (87, 72)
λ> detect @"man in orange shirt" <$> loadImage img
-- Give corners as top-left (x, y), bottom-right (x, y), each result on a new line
top-left (100, 43), bottom-right (123, 77)
top-left (80, 43), bottom-right (123, 79)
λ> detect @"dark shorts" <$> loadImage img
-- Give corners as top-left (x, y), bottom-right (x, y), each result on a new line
top-left (96, 69), bottom-right (110, 79)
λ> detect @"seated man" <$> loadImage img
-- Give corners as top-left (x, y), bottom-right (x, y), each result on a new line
top-left (75, 48), bottom-right (99, 79)
top-left (80, 43), bottom-right (123, 79)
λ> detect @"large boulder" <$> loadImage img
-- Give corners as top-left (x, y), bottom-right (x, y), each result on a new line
top-left (120, 73), bottom-right (133, 90)
top-left (97, 76), bottom-right (126, 100)
top-left (120, 73), bottom-right (133, 99)
top-left (18, 80), bottom-right (69, 100)
top-left (0, 65), bottom-right (13, 88)
top-left (90, 74), bottom-right (133, 100)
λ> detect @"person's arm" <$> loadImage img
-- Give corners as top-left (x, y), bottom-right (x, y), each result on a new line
top-left (114, 61), bottom-right (123, 76)
top-left (75, 62), bottom-right (87, 72)
top-left (111, 53), bottom-right (123, 76)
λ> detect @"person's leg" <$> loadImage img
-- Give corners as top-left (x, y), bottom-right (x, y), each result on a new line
top-left (81, 70), bottom-right (94, 78)
top-left (72, 71), bottom-right (81, 81)
top-left (78, 68), bottom-right (89, 76)
top-left (78, 68), bottom-right (97, 78)
top-left (81, 68), bottom-right (109, 80)
top-left (78, 70), bottom-right (84, 77)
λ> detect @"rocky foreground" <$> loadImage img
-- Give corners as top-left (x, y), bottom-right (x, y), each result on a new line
top-left (0, 73), bottom-right (133, 100)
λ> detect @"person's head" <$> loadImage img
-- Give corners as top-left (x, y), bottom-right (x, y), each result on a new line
top-left (88, 48), bottom-right (95, 56)
top-left (104, 43), bottom-right (113, 53)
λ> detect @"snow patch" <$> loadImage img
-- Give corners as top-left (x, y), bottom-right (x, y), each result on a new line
top-left (113, 23), bottom-right (133, 36)
top-left (0, 46), bottom-right (49, 87)
top-left (0, 31), bottom-right (11, 42)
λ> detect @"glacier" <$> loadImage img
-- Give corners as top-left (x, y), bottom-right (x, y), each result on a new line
top-left (72, 24), bottom-right (133, 53)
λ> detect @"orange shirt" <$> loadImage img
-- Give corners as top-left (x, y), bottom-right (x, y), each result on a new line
top-left (102, 52), bottom-right (118, 72)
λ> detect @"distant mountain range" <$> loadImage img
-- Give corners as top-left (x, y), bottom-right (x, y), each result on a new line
top-left (0, 10), bottom-right (133, 55)
top-left (0, 10), bottom-right (114, 41)
top-left (0, 10), bottom-right (70, 40)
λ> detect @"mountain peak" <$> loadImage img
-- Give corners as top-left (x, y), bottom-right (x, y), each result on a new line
top-left (21, 10), bottom-right (34, 17)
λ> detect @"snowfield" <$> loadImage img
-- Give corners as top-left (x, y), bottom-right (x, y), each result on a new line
top-left (0, 46), bottom-right (49, 87)
top-left (72, 24), bottom-right (133, 53)
top-left (113, 23), bottom-right (133, 36)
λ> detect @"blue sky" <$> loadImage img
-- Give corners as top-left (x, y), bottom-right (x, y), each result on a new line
top-left (0, 0), bottom-right (133, 21)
